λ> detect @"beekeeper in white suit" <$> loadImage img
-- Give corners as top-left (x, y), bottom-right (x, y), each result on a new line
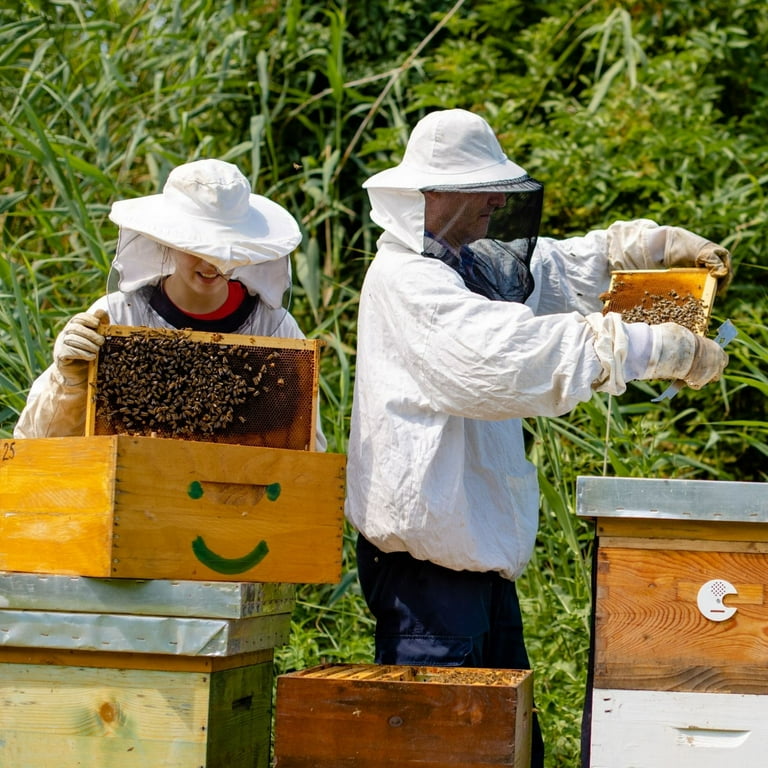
top-left (345, 108), bottom-right (731, 767)
top-left (15, 158), bottom-right (326, 448)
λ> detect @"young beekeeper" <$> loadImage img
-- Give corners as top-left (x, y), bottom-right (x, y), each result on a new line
top-left (15, 158), bottom-right (325, 448)
top-left (345, 108), bottom-right (731, 767)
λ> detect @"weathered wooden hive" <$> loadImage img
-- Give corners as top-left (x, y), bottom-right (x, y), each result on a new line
top-left (274, 663), bottom-right (534, 768)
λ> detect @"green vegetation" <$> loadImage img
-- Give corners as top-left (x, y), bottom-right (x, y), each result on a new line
top-left (1, 2), bottom-right (766, 765)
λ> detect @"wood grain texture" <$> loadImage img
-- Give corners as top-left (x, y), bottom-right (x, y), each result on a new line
top-left (0, 436), bottom-right (345, 583)
top-left (594, 545), bottom-right (768, 693)
top-left (596, 517), bottom-right (768, 543)
top-left (274, 664), bottom-right (533, 767)
top-left (0, 660), bottom-right (273, 767)
top-left (111, 436), bottom-right (345, 582)
top-left (0, 436), bottom-right (116, 575)
top-left (0, 645), bottom-right (273, 672)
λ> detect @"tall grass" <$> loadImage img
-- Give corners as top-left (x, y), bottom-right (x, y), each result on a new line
top-left (2, 2), bottom-right (767, 766)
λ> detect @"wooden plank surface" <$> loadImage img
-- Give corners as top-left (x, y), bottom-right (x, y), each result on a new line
top-left (0, 660), bottom-right (273, 768)
top-left (0, 663), bottom-right (209, 766)
top-left (0, 645), bottom-right (273, 672)
top-left (0, 436), bottom-right (345, 583)
top-left (0, 436), bottom-right (116, 575)
top-left (594, 546), bottom-right (768, 692)
top-left (112, 437), bottom-right (345, 582)
top-left (597, 517), bottom-right (768, 543)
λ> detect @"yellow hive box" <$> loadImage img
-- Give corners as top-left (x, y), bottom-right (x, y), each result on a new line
top-left (0, 435), bottom-right (345, 583)
top-left (87, 326), bottom-right (324, 451)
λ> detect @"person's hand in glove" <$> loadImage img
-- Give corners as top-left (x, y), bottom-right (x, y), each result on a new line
top-left (53, 309), bottom-right (109, 384)
top-left (665, 227), bottom-right (733, 295)
top-left (639, 322), bottom-right (728, 389)
top-left (683, 334), bottom-right (729, 389)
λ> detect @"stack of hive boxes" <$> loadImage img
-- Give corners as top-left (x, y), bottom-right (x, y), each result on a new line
top-left (0, 574), bottom-right (293, 766)
top-left (578, 475), bottom-right (768, 768)
top-left (0, 331), bottom-right (346, 768)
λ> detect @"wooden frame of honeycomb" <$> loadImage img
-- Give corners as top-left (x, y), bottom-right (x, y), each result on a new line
top-left (601, 268), bottom-right (717, 335)
top-left (85, 325), bottom-right (324, 451)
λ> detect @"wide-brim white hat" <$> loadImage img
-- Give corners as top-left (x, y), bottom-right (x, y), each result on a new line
top-left (108, 159), bottom-right (302, 308)
top-left (363, 109), bottom-right (531, 191)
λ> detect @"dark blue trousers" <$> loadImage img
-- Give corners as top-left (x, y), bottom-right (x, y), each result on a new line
top-left (356, 534), bottom-right (545, 767)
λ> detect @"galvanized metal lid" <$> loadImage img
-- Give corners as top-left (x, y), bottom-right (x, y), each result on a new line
top-left (576, 476), bottom-right (768, 523)
top-left (0, 573), bottom-right (295, 618)
top-left (0, 610), bottom-right (291, 656)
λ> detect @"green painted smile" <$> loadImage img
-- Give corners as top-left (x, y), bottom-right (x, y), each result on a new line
top-left (191, 536), bottom-right (270, 574)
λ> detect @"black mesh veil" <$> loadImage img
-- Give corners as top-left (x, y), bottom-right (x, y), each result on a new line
top-left (421, 176), bottom-right (544, 303)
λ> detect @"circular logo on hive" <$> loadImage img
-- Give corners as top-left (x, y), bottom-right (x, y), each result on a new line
top-left (696, 579), bottom-right (738, 622)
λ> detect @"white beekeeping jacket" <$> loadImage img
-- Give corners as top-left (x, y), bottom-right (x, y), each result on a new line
top-left (344, 125), bottom-right (684, 579)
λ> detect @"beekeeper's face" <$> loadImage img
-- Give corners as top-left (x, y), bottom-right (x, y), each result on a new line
top-left (423, 190), bottom-right (507, 251)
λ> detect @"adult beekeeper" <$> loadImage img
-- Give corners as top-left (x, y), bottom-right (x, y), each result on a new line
top-left (345, 108), bottom-right (731, 767)
top-left (15, 157), bottom-right (326, 449)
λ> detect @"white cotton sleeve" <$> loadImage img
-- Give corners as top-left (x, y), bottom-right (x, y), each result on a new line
top-left (622, 322), bottom-right (655, 381)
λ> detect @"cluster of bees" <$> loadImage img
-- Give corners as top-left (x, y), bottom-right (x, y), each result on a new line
top-left (602, 284), bottom-right (708, 334)
top-left (94, 330), bottom-right (295, 438)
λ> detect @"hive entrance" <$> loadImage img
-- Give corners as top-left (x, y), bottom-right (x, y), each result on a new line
top-left (86, 326), bottom-right (322, 450)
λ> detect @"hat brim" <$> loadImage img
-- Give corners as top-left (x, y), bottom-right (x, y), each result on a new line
top-left (363, 157), bottom-right (530, 191)
top-left (421, 176), bottom-right (544, 194)
top-left (109, 192), bottom-right (301, 267)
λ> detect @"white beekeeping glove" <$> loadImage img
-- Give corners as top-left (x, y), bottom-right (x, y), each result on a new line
top-left (606, 220), bottom-right (733, 295)
top-left (638, 322), bottom-right (728, 389)
top-left (53, 309), bottom-right (108, 384)
top-left (664, 227), bottom-right (733, 294)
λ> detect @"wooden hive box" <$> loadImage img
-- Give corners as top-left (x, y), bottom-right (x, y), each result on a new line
top-left (87, 326), bottom-right (324, 451)
top-left (0, 435), bottom-right (345, 583)
top-left (577, 475), bottom-right (768, 767)
top-left (273, 663), bottom-right (533, 768)
top-left (0, 647), bottom-right (275, 768)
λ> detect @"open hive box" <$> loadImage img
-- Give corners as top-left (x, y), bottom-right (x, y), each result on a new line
top-left (274, 663), bottom-right (533, 767)
top-left (601, 268), bottom-right (717, 335)
top-left (86, 325), bottom-right (323, 451)
top-left (0, 435), bottom-right (345, 582)
top-left (2, 326), bottom-right (346, 584)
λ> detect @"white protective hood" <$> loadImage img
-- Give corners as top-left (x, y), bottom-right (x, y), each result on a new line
top-left (108, 159), bottom-right (301, 308)
top-left (363, 109), bottom-right (533, 253)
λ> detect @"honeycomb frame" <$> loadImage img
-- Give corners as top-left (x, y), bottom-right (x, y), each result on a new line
top-left (86, 325), bottom-right (323, 451)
